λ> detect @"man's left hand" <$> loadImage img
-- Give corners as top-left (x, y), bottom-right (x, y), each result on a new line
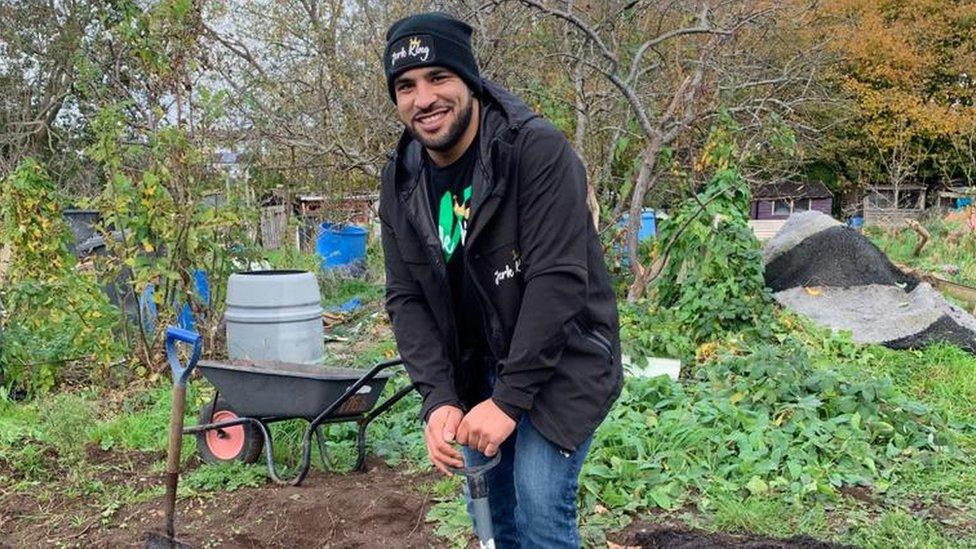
top-left (456, 399), bottom-right (516, 457)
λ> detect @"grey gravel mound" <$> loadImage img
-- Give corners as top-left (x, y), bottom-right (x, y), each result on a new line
top-left (764, 211), bottom-right (976, 352)
top-left (773, 283), bottom-right (976, 350)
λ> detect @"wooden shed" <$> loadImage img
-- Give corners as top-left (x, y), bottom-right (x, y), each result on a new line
top-left (862, 185), bottom-right (926, 227)
top-left (935, 185), bottom-right (975, 210)
top-left (750, 180), bottom-right (833, 221)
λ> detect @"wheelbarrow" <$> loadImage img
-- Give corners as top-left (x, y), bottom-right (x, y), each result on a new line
top-left (182, 355), bottom-right (416, 486)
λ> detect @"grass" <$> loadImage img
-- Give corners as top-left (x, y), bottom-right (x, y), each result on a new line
top-left (3, 346), bottom-right (972, 549)
top-left (860, 344), bottom-right (976, 424)
top-left (708, 496), bottom-right (829, 539)
top-left (847, 510), bottom-right (967, 549)
top-left (866, 215), bottom-right (976, 287)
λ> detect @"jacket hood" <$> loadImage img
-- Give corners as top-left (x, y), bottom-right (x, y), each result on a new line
top-left (391, 79), bottom-right (539, 197)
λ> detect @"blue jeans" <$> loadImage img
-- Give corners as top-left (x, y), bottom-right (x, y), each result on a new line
top-left (462, 416), bottom-right (592, 548)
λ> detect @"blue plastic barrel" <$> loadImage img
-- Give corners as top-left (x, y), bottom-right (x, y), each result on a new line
top-left (957, 197), bottom-right (973, 210)
top-left (847, 216), bottom-right (864, 231)
top-left (316, 223), bottom-right (368, 269)
top-left (619, 209), bottom-right (657, 241)
top-left (617, 209), bottom-right (657, 267)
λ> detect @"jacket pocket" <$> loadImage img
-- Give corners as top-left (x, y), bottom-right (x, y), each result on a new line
top-left (572, 318), bottom-right (613, 360)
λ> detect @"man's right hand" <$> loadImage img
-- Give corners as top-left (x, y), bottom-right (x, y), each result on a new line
top-left (425, 405), bottom-right (464, 475)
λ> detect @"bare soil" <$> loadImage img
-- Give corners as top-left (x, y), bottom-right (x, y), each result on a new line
top-left (1, 456), bottom-right (439, 548)
top-left (2, 446), bottom-right (857, 549)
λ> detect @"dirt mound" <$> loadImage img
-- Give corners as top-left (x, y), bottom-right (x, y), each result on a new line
top-left (765, 225), bottom-right (916, 292)
top-left (2, 458), bottom-right (441, 548)
top-left (92, 459), bottom-right (437, 548)
top-left (625, 525), bottom-right (851, 549)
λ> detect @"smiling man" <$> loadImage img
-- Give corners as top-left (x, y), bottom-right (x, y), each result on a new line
top-left (379, 11), bottom-right (622, 548)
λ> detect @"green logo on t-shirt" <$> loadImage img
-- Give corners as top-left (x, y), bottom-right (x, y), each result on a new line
top-left (438, 186), bottom-right (472, 261)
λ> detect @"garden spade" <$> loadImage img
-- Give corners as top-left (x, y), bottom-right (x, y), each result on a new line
top-left (449, 452), bottom-right (501, 549)
top-left (146, 326), bottom-right (201, 549)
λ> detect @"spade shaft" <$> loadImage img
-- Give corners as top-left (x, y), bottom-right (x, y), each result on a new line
top-left (146, 327), bottom-right (201, 549)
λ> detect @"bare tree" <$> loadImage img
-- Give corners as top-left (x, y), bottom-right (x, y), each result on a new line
top-left (201, 0), bottom-right (431, 193)
top-left (506, 0), bottom-right (832, 300)
top-left (0, 0), bottom-right (110, 192)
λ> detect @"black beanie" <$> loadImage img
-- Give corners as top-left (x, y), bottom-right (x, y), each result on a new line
top-left (384, 12), bottom-right (482, 102)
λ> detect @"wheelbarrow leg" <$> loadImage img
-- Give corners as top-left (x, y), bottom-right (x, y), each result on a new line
top-left (354, 383), bottom-right (416, 472)
top-left (314, 425), bottom-right (329, 470)
top-left (355, 420), bottom-right (368, 472)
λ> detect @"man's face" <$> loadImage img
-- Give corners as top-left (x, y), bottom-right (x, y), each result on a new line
top-left (393, 67), bottom-right (474, 152)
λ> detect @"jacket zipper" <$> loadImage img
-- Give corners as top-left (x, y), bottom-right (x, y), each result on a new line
top-left (402, 167), bottom-right (461, 365)
top-left (575, 319), bottom-right (613, 359)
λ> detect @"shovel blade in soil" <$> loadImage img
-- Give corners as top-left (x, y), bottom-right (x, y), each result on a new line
top-left (145, 531), bottom-right (192, 548)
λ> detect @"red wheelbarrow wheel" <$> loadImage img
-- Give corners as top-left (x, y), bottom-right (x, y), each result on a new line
top-left (196, 396), bottom-right (263, 464)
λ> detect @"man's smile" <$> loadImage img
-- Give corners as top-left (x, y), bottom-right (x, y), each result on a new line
top-left (414, 107), bottom-right (451, 133)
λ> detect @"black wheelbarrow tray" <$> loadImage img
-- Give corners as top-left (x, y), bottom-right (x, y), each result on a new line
top-left (183, 357), bottom-right (415, 486)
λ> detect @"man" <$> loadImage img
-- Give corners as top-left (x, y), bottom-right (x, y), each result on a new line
top-left (379, 11), bottom-right (622, 548)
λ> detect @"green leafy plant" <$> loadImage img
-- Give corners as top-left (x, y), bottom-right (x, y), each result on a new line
top-left (425, 498), bottom-right (472, 549)
top-left (180, 461), bottom-right (267, 495)
top-left (0, 159), bottom-right (125, 395)
top-left (618, 300), bottom-right (697, 364)
top-left (652, 117), bottom-right (774, 344)
top-left (37, 393), bottom-right (98, 464)
top-left (580, 339), bottom-right (960, 533)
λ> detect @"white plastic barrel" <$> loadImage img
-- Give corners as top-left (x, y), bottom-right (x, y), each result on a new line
top-left (224, 270), bottom-right (325, 364)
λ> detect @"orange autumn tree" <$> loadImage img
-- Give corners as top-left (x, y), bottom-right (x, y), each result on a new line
top-left (819, 0), bottom-right (976, 193)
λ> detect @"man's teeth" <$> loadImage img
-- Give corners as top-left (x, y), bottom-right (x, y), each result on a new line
top-left (419, 111), bottom-right (446, 123)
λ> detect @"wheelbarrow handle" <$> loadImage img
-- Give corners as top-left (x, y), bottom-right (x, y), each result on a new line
top-left (165, 326), bottom-right (201, 387)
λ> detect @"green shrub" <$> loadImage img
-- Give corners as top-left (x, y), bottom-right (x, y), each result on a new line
top-left (619, 301), bottom-right (697, 364)
top-left (651, 118), bottom-right (774, 345)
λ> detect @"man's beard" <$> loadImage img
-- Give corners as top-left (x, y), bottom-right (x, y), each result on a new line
top-left (407, 95), bottom-right (473, 152)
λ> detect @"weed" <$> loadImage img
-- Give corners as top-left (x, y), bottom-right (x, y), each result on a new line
top-left (425, 498), bottom-right (472, 549)
top-left (847, 509), bottom-right (969, 548)
top-left (654, 119), bottom-right (774, 344)
top-left (619, 301), bottom-right (697, 364)
top-left (320, 276), bottom-right (384, 309)
top-left (36, 393), bottom-right (97, 464)
top-left (709, 496), bottom-right (828, 539)
top-left (581, 340), bottom-right (960, 531)
top-left (92, 383), bottom-right (199, 453)
top-left (180, 461), bottom-right (267, 495)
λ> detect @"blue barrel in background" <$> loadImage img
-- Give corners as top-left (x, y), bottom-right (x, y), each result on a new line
top-left (847, 215), bottom-right (864, 232)
top-left (316, 223), bottom-right (368, 269)
top-left (617, 209), bottom-right (657, 266)
top-left (619, 209), bottom-right (657, 243)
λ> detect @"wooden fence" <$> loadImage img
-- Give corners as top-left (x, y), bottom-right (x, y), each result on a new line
top-left (260, 205), bottom-right (287, 250)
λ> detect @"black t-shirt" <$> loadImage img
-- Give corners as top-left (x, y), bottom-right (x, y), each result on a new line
top-left (424, 143), bottom-right (492, 364)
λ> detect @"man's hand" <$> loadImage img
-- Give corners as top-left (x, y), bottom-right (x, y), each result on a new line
top-left (425, 405), bottom-right (464, 475)
top-left (456, 399), bottom-right (516, 457)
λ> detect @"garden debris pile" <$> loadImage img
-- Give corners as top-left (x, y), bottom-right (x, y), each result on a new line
top-left (764, 211), bottom-right (976, 352)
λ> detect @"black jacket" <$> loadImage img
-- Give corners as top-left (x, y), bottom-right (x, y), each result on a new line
top-left (380, 80), bottom-right (622, 450)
